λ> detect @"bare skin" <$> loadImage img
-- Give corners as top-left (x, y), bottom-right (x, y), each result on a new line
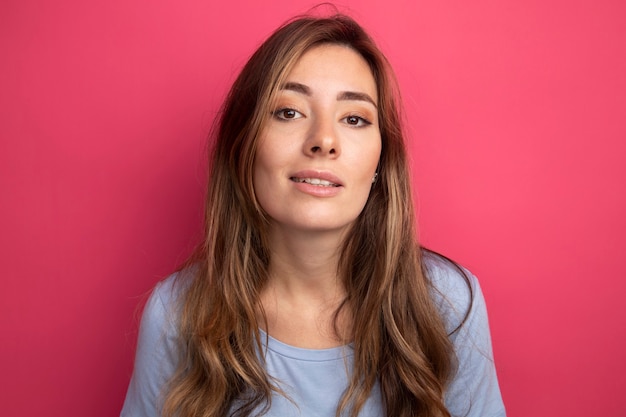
top-left (259, 230), bottom-right (349, 348)
top-left (255, 44), bottom-right (381, 348)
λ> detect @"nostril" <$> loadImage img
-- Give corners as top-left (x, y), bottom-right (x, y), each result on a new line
top-left (329, 148), bottom-right (336, 154)
top-left (311, 146), bottom-right (321, 153)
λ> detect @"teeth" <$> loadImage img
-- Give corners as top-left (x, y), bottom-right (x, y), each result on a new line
top-left (293, 177), bottom-right (338, 187)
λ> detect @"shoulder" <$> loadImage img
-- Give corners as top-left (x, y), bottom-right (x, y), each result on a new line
top-left (422, 250), bottom-right (506, 416)
top-left (141, 271), bottom-right (187, 334)
top-left (422, 249), bottom-right (479, 335)
top-left (120, 270), bottom-right (191, 417)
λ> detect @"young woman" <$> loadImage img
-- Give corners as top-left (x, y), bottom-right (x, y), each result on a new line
top-left (121, 13), bottom-right (505, 417)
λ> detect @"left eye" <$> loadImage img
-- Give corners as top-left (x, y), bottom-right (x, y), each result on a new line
top-left (273, 108), bottom-right (303, 120)
top-left (344, 115), bottom-right (371, 127)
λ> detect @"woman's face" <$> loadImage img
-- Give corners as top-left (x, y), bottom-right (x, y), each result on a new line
top-left (253, 44), bottom-right (381, 236)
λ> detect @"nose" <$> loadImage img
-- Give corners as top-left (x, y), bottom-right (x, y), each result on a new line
top-left (303, 116), bottom-right (340, 157)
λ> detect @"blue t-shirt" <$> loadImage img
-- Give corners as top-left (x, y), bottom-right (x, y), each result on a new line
top-left (121, 254), bottom-right (506, 417)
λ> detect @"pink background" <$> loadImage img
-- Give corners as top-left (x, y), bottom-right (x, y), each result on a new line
top-left (1, 0), bottom-right (625, 416)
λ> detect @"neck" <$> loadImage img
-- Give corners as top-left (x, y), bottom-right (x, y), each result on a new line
top-left (265, 225), bottom-right (346, 300)
top-left (258, 225), bottom-right (351, 348)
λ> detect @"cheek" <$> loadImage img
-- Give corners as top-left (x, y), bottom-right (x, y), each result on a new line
top-left (252, 140), bottom-right (288, 212)
top-left (252, 154), bottom-right (274, 203)
top-left (351, 141), bottom-right (381, 203)
top-left (253, 137), bottom-right (276, 183)
top-left (252, 142), bottom-right (270, 201)
top-left (252, 163), bottom-right (276, 218)
top-left (355, 138), bottom-right (382, 179)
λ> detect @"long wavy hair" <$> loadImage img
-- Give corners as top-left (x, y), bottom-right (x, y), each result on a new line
top-left (163, 13), bottom-right (457, 417)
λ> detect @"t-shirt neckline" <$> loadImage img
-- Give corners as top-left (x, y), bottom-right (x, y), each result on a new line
top-left (259, 328), bottom-right (354, 362)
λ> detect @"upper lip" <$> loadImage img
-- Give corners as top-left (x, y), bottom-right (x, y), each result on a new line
top-left (289, 170), bottom-right (343, 186)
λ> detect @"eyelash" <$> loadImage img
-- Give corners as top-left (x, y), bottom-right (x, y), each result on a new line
top-left (272, 108), bottom-right (303, 120)
top-left (272, 108), bottom-right (372, 127)
top-left (343, 115), bottom-right (372, 127)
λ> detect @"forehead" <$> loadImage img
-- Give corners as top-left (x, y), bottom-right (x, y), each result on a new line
top-left (284, 43), bottom-right (378, 102)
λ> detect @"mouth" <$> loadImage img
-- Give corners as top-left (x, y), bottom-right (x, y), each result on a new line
top-left (290, 177), bottom-right (341, 187)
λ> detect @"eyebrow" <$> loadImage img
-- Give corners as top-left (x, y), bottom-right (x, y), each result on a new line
top-left (338, 91), bottom-right (377, 108)
top-left (280, 81), bottom-right (377, 108)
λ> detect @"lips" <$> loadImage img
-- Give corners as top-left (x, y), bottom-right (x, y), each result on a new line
top-left (289, 170), bottom-right (343, 187)
top-left (290, 177), bottom-right (340, 187)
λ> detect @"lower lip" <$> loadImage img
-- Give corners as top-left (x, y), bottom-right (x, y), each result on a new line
top-left (292, 180), bottom-right (343, 197)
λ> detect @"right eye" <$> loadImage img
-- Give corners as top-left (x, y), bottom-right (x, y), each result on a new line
top-left (272, 108), bottom-right (303, 120)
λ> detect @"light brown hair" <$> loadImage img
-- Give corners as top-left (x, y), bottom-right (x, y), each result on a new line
top-left (164, 13), bottom-right (456, 417)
